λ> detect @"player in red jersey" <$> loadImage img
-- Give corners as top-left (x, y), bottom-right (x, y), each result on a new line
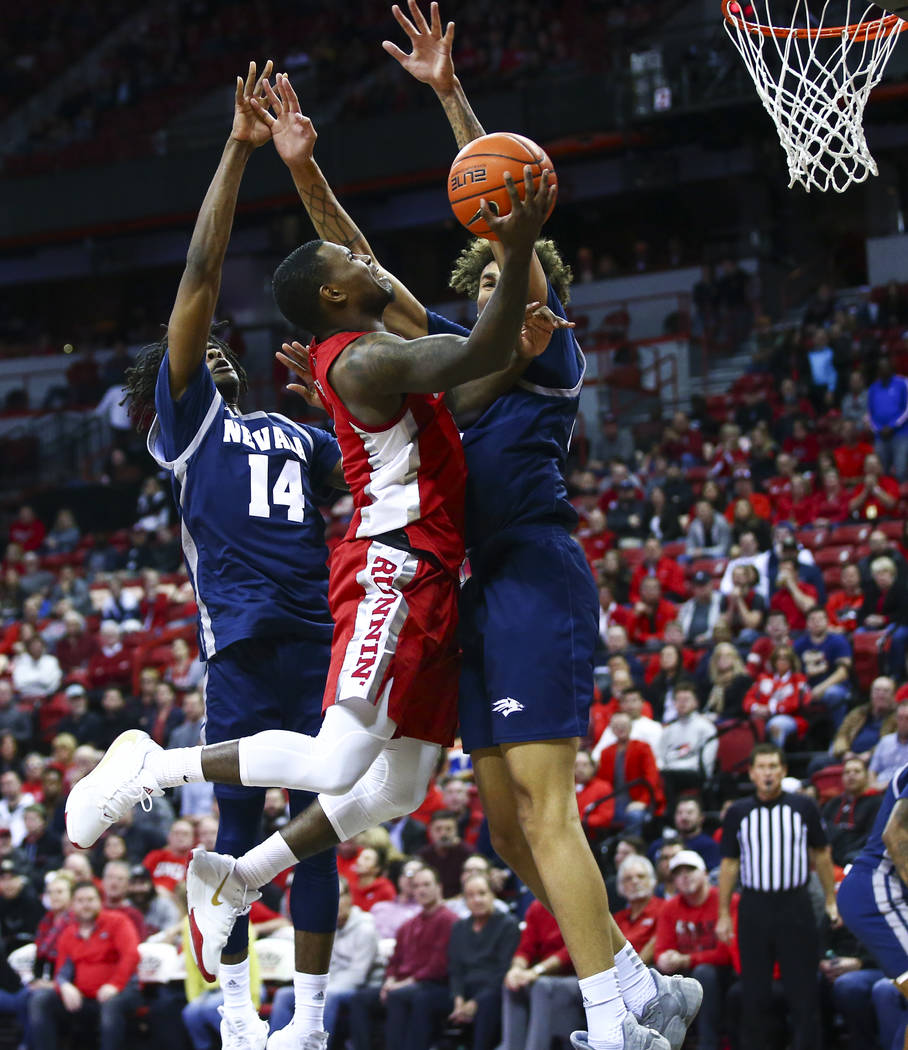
top-left (66, 116), bottom-right (558, 1001)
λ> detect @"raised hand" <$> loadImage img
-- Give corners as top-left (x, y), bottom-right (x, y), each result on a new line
top-left (519, 302), bottom-right (574, 361)
top-left (482, 167), bottom-right (556, 256)
top-left (231, 60), bottom-right (274, 148)
top-left (382, 0), bottom-right (456, 94)
top-left (250, 72), bottom-right (318, 168)
top-left (276, 341), bottom-right (326, 410)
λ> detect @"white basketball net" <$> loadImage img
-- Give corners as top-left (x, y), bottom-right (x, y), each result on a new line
top-left (723, 0), bottom-right (905, 193)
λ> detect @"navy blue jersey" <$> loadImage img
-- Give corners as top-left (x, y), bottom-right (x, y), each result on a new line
top-left (148, 353), bottom-right (339, 659)
top-left (428, 281), bottom-right (583, 550)
top-left (853, 762), bottom-right (908, 874)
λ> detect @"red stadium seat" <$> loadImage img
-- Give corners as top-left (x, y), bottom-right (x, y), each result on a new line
top-left (813, 546), bottom-right (853, 569)
top-left (687, 558), bottom-right (727, 579)
top-left (662, 541), bottom-right (686, 559)
top-left (832, 523), bottom-right (873, 546)
top-left (798, 528), bottom-right (831, 551)
top-left (810, 764), bottom-right (844, 804)
top-left (852, 631), bottom-right (885, 692)
top-left (822, 566), bottom-right (842, 590)
top-left (875, 520), bottom-right (906, 541)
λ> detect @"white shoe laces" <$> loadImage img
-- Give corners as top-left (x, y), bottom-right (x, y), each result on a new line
top-left (99, 778), bottom-right (153, 821)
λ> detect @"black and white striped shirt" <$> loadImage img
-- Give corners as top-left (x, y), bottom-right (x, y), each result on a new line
top-left (720, 792), bottom-right (827, 892)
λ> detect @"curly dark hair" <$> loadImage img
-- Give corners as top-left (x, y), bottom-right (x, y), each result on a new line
top-left (122, 326), bottom-right (247, 432)
top-left (449, 237), bottom-right (573, 306)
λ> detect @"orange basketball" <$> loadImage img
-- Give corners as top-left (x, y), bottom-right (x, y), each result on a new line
top-left (447, 132), bottom-right (557, 241)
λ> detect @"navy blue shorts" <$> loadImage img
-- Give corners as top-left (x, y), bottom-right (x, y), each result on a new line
top-left (458, 524), bottom-right (598, 753)
top-left (204, 633), bottom-right (331, 801)
top-left (839, 861), bottom-right (908, 978)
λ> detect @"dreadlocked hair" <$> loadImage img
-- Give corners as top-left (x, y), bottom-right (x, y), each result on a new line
top-left (121, 325), bottom-right (247, 432)
top-left (449, 237), bottom-right (573, 307)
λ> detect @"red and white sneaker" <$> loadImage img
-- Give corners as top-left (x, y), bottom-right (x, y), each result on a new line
top-left (187, 848), bottom-right (260, 982)
top-left (65, 729), bottom-right (164, 848)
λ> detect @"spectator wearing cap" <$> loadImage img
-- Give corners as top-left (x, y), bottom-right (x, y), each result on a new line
top-left (11, 634), bottom-right (62, 699)
top-left (20, 803), bottom-right (62, 887)
top-left (125, 865), bottom-right (180, 935)
top-left (794, 606), bottom-right (852, 729)
top-left (723, 468), bottom-right (771, 522)
top-left (678, 571), bottom-right (722, 648)
top-left (685, 500), bottom-right (732, 562)
top-left (0, 771), bottom-right (34, 846)
top-left (56, 684), bottom-right (105, 747)
top-left (28, 879), bottom-right (141, 1050)
top-left (868, 355), bottom-right (908, 479)
top-left (848, 452), bottom-right (899, 520)
top-left (770, 544), bottom-right (818, 630)
top-left (0, 856), bottom-right (43, 950)
top-left (654, 850), bottom-right (734, 1050)
top-left (597, 412), bottom-right (634, 464)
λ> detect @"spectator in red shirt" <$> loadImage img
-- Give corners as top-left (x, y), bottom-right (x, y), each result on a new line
top-left (848, 452), bottom-right (899, 520)
top-left (769, 547), bottom-right (818, 630)
top-left (143, 817), bottom-right (195, 893)
top-left (629, 577), bottom-right (678, 647)
top-left (575, 748), bottom-right (615, 837)
top-left (813, 468), bottom-right (851, 527)
top-left (782, 418), bottom-right (819, 468)
top-left (8, 506), bottom-right (46, 553)
top-left (350, 844), bottom-right (396, 912)
top-left (501, 899), bottom-right (584, 1050)
top-left (613, 855), bottom-right (664, 963)
top-left (27, 880), bottom-right (141, 1050)
top-left (55, 612), bottom-right (96, 675)
top-left (654, 851), bottom-right (734, 1050)
top-left (827, 562), bottom-right (865, 633)
top-left (747, 609), bottom-right (792, 676)
top-left (743, 645), bottom-right (812, 747)
top-left (764, 452), bottom-right (797, 503)
top-left (139, 681), bottom-right (183, 748)
top-left (630, 538), bottom-right (687, 602)
top-left (100, 860), bottom-right (148, 940)
top-left (86, 622), bottom-right (133, 692)
top-left (597, 713), bottom-right (666, 825)
top-left (723, 469), bottom-right (771, 522)
top-left (774, 474), bottom-right (816, 528)
top-left (578, 508), bottom-right (615, 571)
top-left (833, 419), bottom-right (875, 482)
top-left (346, 867), bottom-right (457, 1050)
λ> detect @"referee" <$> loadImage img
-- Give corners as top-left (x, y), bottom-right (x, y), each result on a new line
top-left (716, 743), bottom-right (838, 1050)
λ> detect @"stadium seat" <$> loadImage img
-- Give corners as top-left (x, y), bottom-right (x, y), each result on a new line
top-left (798, 528), bottom-right (830, 551)
top-left (814, 546), bottom-right (853, 569)
top-left (662, 540), bottom-right (686, 559)
top-left (875, 520), bottom-right (905, 541)
top-left (853, 631), bottom-right (885, 692)
top-left (810, 764), bottom-right (844, 804)
top-left (832, 523), bottom-right (872, 546)
top-left (687, 558), bottom-right (727, 579)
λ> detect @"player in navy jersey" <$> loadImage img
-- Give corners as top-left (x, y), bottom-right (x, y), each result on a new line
top-left (250, 6), bottom-right (700, 1050)
top-left (839, 761), bottom-right (908, 1046)
top-left (115, 62), bottom-right (345, 1050)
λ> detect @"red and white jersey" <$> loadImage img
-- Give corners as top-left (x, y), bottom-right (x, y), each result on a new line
top-left (309, 331), bottom-right (467, 574)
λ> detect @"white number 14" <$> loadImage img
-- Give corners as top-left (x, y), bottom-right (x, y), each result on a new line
top-left (248, 454), bottom-right (305, 522)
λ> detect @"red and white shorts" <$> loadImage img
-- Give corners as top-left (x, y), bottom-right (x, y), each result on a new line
top-left (323, 538), bottom-right (460, 747)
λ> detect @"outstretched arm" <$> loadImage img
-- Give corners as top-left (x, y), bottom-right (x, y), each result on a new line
top-left (384, 0), bottom-right (548, 304)
top-left (252, 74), bottom-right (428, 339)
top-left (167, 61), bottom-right (273, 400)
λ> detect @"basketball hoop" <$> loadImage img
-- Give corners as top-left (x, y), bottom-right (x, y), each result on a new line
top-left (721, 0), bottom-right (907, 193)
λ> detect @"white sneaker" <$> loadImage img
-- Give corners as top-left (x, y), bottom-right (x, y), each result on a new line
top-left (571, 1014), bottom-right (671, 1050)
top-left (219, 1005), bottom-right (269, 1050)
top-left (267, 1024), bottom-right (329, 1050)
top-left (187, 848), bottom-right (260, 982)
top-left (65, 730), bottom-right (164, 848)
top-left (639, 969), bottom-right (703, 1050)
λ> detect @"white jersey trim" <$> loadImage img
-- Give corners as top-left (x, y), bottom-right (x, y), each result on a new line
top-left (147, 389), bottom-right (224, 471)
top-left (516, 346), bottom-right (586, 399)
top-left (352, 409), bottom-right (422, 538)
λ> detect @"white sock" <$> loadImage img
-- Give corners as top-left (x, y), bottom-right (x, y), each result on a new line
top-left (220, 959), bottom-right (256, 1019)
top-left (614, 942), bottom-right (658, 1017)
top-left (145, 746), bottom-right (204, 788)
top-left (292, 971), bottom-right (328, 1033)
top-left (579, 968), bottom-right (627, 1050)
top-left (234, 831), bottom-right (298, 889)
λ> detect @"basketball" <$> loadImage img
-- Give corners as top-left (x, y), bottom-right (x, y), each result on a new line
top-left (447, 132), bottom-right (557, 240)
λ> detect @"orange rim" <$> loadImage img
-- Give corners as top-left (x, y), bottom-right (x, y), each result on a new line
top-left (721, 0), bottom-right (906, 40)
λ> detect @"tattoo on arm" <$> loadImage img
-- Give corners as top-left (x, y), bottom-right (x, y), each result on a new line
top-left (439, 83), bottom-right (485, 150)
top-left (299, 181), bottom-right (371, 254)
